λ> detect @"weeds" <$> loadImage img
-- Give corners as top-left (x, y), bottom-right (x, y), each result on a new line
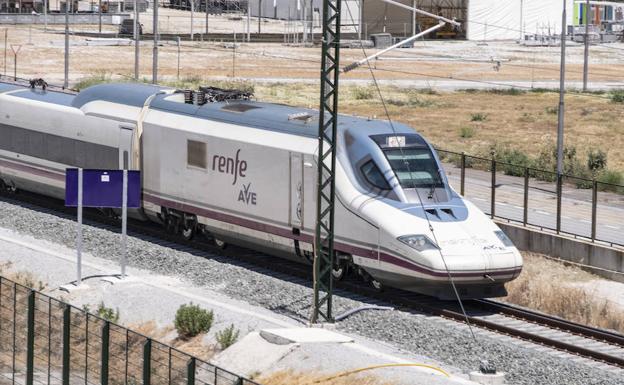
top-left (215, 324), bottom-right (240, 349)
top-left (459, 126), bottom-right (475, 139)
top-left (74, 72), bottom-right (113, 90)
top-left (486, 88), bottom-right (526, 96)
top-left (352, 86), bottom-right (375, 100)
top-left (470, 113), bottom-right (487, 122)
top-left (97, 302), bottom-right (120, 323)
top-left (609, 89), bottom-right (624, 103)
top-left (545, 106), bottom-right (558, 114)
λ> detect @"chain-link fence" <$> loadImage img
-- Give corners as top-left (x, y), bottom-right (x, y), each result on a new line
top-left (438, 149), bottom-right (624, 249)
top-left (0, 276), bottom-right (260, 385)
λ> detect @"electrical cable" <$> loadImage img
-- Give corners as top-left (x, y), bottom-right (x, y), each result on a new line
top-left (343, 1), bottom-right (482, 345)
top-left (306, 363), bottom-right (450, 384)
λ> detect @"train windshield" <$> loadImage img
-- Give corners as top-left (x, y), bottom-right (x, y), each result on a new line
top-left (370, 134), bottom-right (444, 189)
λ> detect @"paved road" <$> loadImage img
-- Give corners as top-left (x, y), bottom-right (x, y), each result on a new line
top-left (441, 162), bottom-right (624, 248)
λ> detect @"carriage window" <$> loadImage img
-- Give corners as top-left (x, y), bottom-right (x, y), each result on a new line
top-left (187, 140), bottom-right (207, 169)
top-left (361, 160), bottom-right (391, 190)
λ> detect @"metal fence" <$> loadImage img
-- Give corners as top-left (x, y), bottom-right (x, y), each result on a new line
top-left (0, 276), bottom-right (260, 385)
top-left (437, 149), bottom-right (624, 249)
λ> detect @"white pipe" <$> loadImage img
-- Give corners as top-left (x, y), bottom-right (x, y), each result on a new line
top-left (343, 22), bottom-right (445, 72)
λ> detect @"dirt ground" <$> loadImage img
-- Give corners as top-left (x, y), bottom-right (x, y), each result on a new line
top-left (1, 15), bottom-right (623, 170)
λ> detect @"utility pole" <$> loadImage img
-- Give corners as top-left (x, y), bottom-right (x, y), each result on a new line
top-left (152, 0), bottom-right (158, 83)
top-left (556, 0), bottom-right (567, 234)
top-left (134, 0), bottom-right (139, 80)
top-left (190, 0), bottom-right (195, 41)
top-left (64, 0), bottom-right (69, 88)
top-left (557, 0), bottom-right (566, 177)
top-left (205, 0), bottom-right (209, 35)
top-left (258, 0), bottom-right (262, 34)
top-left (176, 36), bottom-right (180, 79)
top-left (247, 0), bottom-right (250, 42)
top-left (10, 45), bottom-right (21, 81)
top-left (3, 29), bottom-right (7, 78)
top-left (44, 0), bottom-right (48, 32)
top-left (311, 0), bottom-right (342, 324)
top-left (98, 0), bottom-right (102, 34)
top-left (582, 0), bottom-right (590, 92)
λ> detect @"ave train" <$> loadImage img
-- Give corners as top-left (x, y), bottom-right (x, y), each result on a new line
top-left (0, 81), bottom-right (523, 299)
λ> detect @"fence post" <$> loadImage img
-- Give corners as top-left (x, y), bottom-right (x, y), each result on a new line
top-left (187, 357), bottom-right (196, 385)
top-left (490, 154), bottom-right (496, 219)
top-left (101, 322), bottom-right (110, 385)
top-left (143, 339), bottom-right (152, 385)
top-left (12, 283), bottom-right (17, 385)
top-left (556, 174), bottom-right (563, 234)
top-left (62, 305), bottom-right (71, 385)
top-left (523, 167), bottom-right (529, 226)
top-left (591, 180), bottom-right (598, 242)
top-left (460, 152), bottom-right (466, 196)
top-left (26, 290), bottom-right (35, 385)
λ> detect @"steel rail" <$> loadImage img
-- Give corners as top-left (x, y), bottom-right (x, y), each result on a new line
top-left (2, 189), bottom-right (623, 369)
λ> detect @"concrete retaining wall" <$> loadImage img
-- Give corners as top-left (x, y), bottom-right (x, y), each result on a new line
top-left (0, 13), bottom-right (130, 24)
top-left (498, 221), bottom-right (624, 283)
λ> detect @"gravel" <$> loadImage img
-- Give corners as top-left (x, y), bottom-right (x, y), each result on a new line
top-left (0, 196), bottom-right (622, 385)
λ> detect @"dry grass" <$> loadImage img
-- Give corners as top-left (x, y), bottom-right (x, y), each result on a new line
top-left (258, 369), bottom-right (397, 385)
top-left (254, 84), bottom-right (624, 173)
top-left (505, 252), bottom-right (624, 333)
top-left (128, 320), bottom-right (217, 361)
top-left (0, 261), bottom-right (47, 291)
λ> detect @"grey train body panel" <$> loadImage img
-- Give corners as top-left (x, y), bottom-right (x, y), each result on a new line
top-left (0, 82), bottom-right (523, 298)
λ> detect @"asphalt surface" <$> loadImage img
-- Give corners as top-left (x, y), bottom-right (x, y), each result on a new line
top-left (442, 162), bottom-right (624, 248)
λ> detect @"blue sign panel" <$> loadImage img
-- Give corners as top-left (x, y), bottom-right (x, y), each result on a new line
top-left (65, 169), bottom-right (141, 208)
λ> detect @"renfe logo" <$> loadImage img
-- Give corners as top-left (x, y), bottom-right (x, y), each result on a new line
top-left (212, 149), bottom-right (247, 185)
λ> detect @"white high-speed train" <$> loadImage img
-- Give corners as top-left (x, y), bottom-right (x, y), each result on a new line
top-left (0, 81), bottom-right (523, 298)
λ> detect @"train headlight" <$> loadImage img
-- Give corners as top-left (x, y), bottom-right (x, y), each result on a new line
top-left (397, 235), bottom-right (439, 251)
top-left (495, 230), bottom-right (514, 247)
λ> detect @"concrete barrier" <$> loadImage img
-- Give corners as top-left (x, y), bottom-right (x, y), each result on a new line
top-left (497, 221), bottom-right (624, 283)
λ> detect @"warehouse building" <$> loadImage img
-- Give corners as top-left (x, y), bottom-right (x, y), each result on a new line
top-left (248, 0), bottom-right (624, 40)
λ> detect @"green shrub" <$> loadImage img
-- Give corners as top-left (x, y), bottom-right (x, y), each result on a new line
top-left (487, 88), bottom-right (525, 96)
top-left (598, 169), bottom-right (624, 192)
top-left (587, 149), bottom-right (607, 173)
top-left (386, 98), bottom-right (406, 107)
top-left (407, 92), bottom-right (435, 107)
top-left (493, 146), bottom-right (532, 176)
top-left (74, 73), bottom-right (113, 91)
top-left (529, 88), bottom-right (557, 94)
top-left (459, 126), bottom-right (475, 139)
top-left (97, 302), bottom-right (120, 323)
top-left (174, 303), bottom-right (214, 339)
top-left (608, 90), bottom-right (624, 103)
top-left (470, 113), bottom-right (487, 122)
top-left (545, 106), bottom-right (559, 115)
top-left (352, 86), bottom-right (374, 100)
top-left (216, 324), bottom-right (240, 349)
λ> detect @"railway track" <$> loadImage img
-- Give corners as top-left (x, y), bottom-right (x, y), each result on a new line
top-left (1, 189), bottom-right (624, 372)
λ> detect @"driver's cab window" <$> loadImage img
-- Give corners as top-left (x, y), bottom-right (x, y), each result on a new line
top-left (361, 160), bottom-right (391, 191)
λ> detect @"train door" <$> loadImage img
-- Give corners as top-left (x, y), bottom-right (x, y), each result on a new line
top-left (119, 125), bottom-right (134, 170)
top-left (289, 152), bottom-right (304, 229)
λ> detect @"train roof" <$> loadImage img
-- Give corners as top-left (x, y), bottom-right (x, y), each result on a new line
top-left (0, 81), bottom-right (417, 138)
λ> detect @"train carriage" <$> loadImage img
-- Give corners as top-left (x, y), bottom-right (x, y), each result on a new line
top-left (0, 81), bottom-right (522, 298)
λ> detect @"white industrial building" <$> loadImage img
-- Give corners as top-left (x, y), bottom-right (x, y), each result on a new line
top-left (248, 0), bottom-right (624, 40)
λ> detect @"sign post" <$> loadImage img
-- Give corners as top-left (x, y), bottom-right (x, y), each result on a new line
top-left (66, 169), bottom-right (141, 285)
top-left (77, 168), bottom-right (83, 285)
